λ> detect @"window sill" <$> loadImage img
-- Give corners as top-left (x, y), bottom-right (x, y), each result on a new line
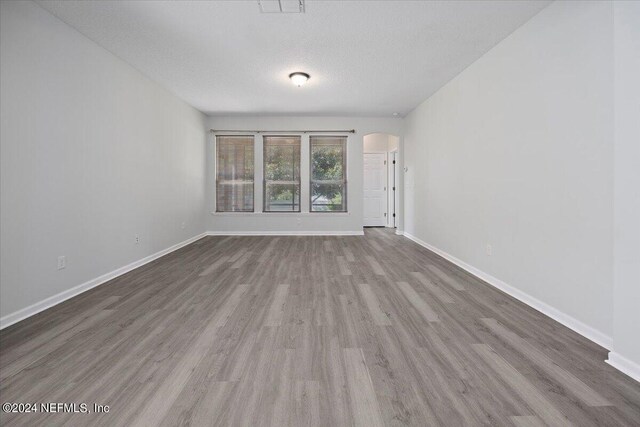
top-left (211, 211), bottom-right (350, 217)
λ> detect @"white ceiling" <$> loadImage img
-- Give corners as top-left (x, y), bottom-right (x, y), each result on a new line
top-left (37, 0), bottom-right (550, 117)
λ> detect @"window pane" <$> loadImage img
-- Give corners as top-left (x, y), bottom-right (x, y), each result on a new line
top-left (311, 142), bottom-right (344, 181)
top-left (217, 137), bottom-right (254, 181)
top-left (311, 183), bottom-right (345, 212)
top-left (265, 183), bottom-right (300, 212)
top-left (216, 136), bottom-right (254, 212)
top-left (263, 136), bottom-right (301, 212)
top-left (264, 137), bottom-right (300, 181)
top-left (216, 182), bottom-right (254, 212)
top-left (310, 136), bottom-right (347, 212)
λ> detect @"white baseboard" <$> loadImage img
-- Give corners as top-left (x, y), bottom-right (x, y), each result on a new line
top-left (395, 230), bottom-right (404, 236)
top-left (402, 232), bottom-right (613, 350)
top-left (0, 232), bottom-right (207, 330)
top-left (606, 352), bottom-right (640, 383)
top-left (206, 231), bottom-right (364, 236)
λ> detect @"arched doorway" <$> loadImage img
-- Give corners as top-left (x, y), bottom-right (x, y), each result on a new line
top-left (363, 133), bottom-right (400, 228)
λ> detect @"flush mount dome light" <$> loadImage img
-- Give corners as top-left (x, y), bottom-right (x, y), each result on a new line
top-left (289, 72), bottom-right (310, 87)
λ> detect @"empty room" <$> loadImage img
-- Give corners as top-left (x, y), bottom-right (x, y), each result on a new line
top-left (1, 0), bottom-right (639, 425)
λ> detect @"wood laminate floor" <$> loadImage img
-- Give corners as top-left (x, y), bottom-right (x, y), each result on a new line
top-left (1, 229), bottom-right (639, 426)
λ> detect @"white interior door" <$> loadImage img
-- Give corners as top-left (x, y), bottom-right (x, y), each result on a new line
top-left (363, 153), bottom-right (387, 226)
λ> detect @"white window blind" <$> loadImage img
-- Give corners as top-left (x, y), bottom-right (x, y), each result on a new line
top-left (216, 136), bottom-right (255, 212)
top-left (310, 136), bottom-right (347, 212)
top-left (263, 136), bottom-right (301, 212)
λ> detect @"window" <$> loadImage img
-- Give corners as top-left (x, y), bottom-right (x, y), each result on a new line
top-left (216, 136), bottom-right (254, 212)
top-left (310, 136), bottom-right (347, 212)
top-left (263, 136), bottom-right (301, 212)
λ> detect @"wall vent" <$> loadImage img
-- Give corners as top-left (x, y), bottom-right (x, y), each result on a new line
top-left (258, 0), bottom-right (305, 14)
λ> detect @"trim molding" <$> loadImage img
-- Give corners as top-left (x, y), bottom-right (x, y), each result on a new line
top-left (402, 232), bottom-right (613, 350)
top-left (606, 352), bottom-right (640, 383)
top-left (0, 232), bottom-right (207, 330)
top-left (206, 230), bottom-right (364, 236)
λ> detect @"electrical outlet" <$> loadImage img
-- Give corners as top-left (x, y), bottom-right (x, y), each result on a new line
top-left (57, 256), bottom-right (66, 270)
top-left (135, 235), bottom-right (140, 244)
top-left (486, 244), bottom-right (492, 256)
top-left (181, 222), bottom-right (186, 229)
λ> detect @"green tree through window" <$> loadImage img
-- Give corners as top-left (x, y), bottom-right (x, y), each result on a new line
top-left (310, 136), bottom-right (347, 212)
top-left (263, 136), bottom-right (300, 212)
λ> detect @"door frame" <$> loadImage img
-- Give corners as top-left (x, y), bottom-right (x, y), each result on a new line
top-left (388, 149), bottom-right (398, 228)
top-left (362, 132), bottom-right (402, 233)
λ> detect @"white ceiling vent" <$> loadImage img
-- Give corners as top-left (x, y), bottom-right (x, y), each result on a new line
top-left (258, 0), bottom-right (305, 14)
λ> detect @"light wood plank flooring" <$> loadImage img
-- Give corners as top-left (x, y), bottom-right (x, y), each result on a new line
top-left (1, 229), bottom-right (639, 426)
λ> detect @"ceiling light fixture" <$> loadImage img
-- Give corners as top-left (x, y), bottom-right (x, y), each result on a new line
top-left (289, 72), bottom-right (310, 87)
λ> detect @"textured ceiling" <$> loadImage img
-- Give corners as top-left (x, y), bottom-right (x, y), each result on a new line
top-left (37, 0), bottom-right (550, 117)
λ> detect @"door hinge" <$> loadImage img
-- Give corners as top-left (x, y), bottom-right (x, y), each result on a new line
top-left (384, 160), bottom-right (387, 165)
top-left (392, 187), bottom-right (396, 191)
top-left (393, 213), bottom-right (396, 217)
top-left (392, 160), bottom-right (396, 164)
top-left (384, 213), bottom-right (387, 217)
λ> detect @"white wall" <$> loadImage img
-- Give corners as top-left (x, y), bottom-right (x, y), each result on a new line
top-left (363, 133), bottom-right (399, 153)
top-left (363, 133), bottom-right (392, 153)
top-left (403, 1), bottom-right (614, 343)
top-left (0, 1), bottom-right (207, 324)
top-left (207, 116), bottom-right (402, 234)
top-left (609, 1), bottom-right (640, 379)
top-left (388, 136), bottom-right (399, 152)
